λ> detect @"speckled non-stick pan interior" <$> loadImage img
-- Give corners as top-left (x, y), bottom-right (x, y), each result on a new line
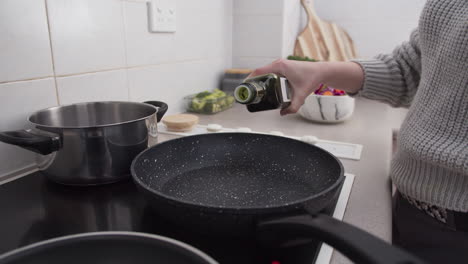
top-left (132, 133), bottom-right (343, 209)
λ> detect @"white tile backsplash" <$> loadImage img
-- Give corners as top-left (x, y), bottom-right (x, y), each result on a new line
top-left (0, 0), bottom-right (232, 178)
top-left (0, 0), bottom-right (54, 82)
top-left (128, 63), bottom-right (179, 111)
top-left (56, 70), bottom-right (128, 105)
top-left (233, 15), bottom-right (283, 58)
top-left (232, 56), bottom-right (277, 69)
top-left (0, 78), bottom-right (58, 130)
top-left (234, 0), bottom-right (284, 15)
top-left (128, 58), bottom-right (225, 114)
top-left (177, 0), bottom-right (229, 13)
top-left (174, 58), bottom-right (224, 99)
top-left (123, 0), bottom-right (232, 66)
top-left (173, 10), bottom-right (209, 61)
top-left (232, 1), bottom-right (284, 67)
top-left (47, 0), bottom-right (126, 75)
top-left (174, 0), bottom-right (232, 62)
top-left (0, 78), bottom-right (57, 177)
top-left (123, 1), bottom-right (175, 67)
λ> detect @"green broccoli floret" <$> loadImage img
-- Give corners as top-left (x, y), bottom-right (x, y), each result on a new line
top-left (212, 89), bottom-right (226, 98)
top-left (189, 89), bottom-right (233, 113)
top-left (195, 91), bottom-right (211, 99)
top-left (226, 96), bottom-right (235, 105)
top-left (203, 102), bottom-right (221, 113)
top-left (191, 98), bottom-right (206, 110)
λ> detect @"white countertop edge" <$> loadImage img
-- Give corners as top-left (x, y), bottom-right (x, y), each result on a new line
top-left (315, 173), bottom-right (355, 264)
top-left (0, 164), bottom-right (38, 186)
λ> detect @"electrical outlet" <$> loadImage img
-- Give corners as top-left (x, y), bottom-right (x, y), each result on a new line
top-left (147, 0), bottom-right (176, 33)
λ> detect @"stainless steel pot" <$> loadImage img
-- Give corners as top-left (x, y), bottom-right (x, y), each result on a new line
top-left (0, 101), bottom-right (168, 186)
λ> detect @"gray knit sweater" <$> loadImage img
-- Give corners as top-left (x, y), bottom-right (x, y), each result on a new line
top-left (353, 0), bottom-right (468, 211)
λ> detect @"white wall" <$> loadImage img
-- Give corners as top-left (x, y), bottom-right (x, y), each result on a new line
top-left (304, 0), bottom-right (427, 58)
top-left (0, 0), bottom-right (232, 177)
top-left (232, 0), bottom-right (284, 69)
top-left (233, 0), bottom-right (426, 69)
top-left (282, 0), bottom-right (303, 58)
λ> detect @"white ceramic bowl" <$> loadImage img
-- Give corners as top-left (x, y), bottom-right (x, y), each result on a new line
top-left (298, 94), bottom-right (355, 123)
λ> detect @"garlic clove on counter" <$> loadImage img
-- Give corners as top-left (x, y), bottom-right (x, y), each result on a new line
top-left (301, 135), bottom-right (318, 144)
top-left (207, 124), bottom-right (223, 132)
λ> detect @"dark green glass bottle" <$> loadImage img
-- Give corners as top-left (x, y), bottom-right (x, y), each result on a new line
top-left (234, 73), bottom-right (291, 112)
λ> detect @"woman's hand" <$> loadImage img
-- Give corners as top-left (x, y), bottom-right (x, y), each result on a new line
top-left (248, 59), bottom-right (364, 115)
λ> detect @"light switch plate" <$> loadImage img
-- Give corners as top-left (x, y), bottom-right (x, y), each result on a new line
top-left (147, 0), bottom-right (176, 33)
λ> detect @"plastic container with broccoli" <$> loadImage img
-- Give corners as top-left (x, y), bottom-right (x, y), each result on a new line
top-left (185, 89), bottom-right (235, 114)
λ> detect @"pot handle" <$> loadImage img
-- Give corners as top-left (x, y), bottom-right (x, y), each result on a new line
top-left (257, 214), bottom-right (426, 264)
top-left (0, 129), bottom-right (61, 155)
top-left (143, 101), bottom-right (168, 122)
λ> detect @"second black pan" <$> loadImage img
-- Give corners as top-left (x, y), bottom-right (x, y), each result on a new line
top-left (0, 232), bottom-right (216, 264)
top-left (131, 133), bottom-right (425, 264)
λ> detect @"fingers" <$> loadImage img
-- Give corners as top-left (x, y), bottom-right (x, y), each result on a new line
top-left (246, 59), bottom-right (308, 116)
top-left (247, 59), bottom-right (289, 79)
top-left (280, 98), bottom-right (305, 116)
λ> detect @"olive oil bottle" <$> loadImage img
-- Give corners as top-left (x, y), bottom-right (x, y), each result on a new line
top-left (234, 73), bottom-right (291, 112)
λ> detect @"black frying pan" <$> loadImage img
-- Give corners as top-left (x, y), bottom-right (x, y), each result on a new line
top-left (131, 133), bottom-right (425, 264)
top-left (0, 232), bottom-right (217, 264)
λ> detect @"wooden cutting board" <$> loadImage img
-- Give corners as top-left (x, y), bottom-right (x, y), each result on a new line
top-left (294, 0), bottom-right (358, 61)
top-left (294, 0), bottom-right (327, 60)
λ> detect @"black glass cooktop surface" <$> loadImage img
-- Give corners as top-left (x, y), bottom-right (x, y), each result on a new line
top-left (0, 172), bottom-right (341, 264)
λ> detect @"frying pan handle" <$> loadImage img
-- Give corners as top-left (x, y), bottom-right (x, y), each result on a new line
top-left (257, 214), bottom-right (426, 264)
top-left (0, 129), bottom-right (61, 155)
top-left (144, 101), bottom-right (168, 122)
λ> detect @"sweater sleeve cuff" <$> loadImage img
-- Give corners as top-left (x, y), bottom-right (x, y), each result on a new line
top-left (350, 59), bottom-right (405, 105)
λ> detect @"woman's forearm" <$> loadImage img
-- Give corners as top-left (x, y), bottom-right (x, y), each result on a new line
top-left (319, 62), bottom-right (365, 94)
